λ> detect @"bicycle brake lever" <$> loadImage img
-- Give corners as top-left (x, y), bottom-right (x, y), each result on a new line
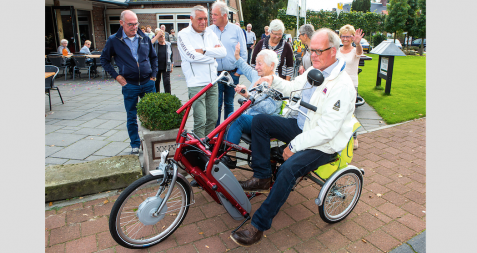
top-left (285, 98), bottom-right (310, 120)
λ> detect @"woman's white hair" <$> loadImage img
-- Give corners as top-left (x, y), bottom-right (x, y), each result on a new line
top-left (313, 28), bottom-right (341, 52)
top-left (269, 19), bottom-right (285, 33)
top-left (257, 49), bottom-right (279, 71)
top-left (211, 1), bottom-right (229, 16)
top-left (191, 5), bottom-right (208, 18)
top-left (60, 39), bottom-right (68, 44)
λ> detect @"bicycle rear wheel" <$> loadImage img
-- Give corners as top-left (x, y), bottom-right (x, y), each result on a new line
top-left (318, 170), bottom-right (362, 223)
top-left (109, 174), bottom-right (191, 249)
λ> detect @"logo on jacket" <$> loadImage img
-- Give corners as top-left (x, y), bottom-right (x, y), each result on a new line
top-left (333, 100), bottom-right (340, 111)
top-left (323, 88), bottom-right (327, 94)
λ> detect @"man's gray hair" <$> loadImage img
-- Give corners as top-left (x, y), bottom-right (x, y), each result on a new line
top-left (120, 10), bottom-right (136, 21)
top-left (191, 5), bottom-right (208, 18)
top-left (299, 24), bottom-right (314, 39)
top-left (269, 19), bottom-right (285, 33)
top-left (257, 49), bottom-right (279, 70)
top-left (211, 1), bottom-right (229, 16)
top-left (60, 39), bottom-right (68, 44)
top-left (313, 28), bottom-right (341, 52)
top-left (247, 24), bottom-right (252, 28)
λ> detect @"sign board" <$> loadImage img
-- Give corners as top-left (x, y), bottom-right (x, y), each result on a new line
top-left (152, 140), bottom-right (178, 160)
top-left (286, 0), bottom-right (299, 16)
top-left (300, 0), bottom-right (307, 17)
top-left (380, 57), bottom-right (388, 76)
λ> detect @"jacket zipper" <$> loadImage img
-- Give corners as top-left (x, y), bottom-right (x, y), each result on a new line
top-left (137, 36), bottom-right (141, 85)
top-left (116, 36), bottom-right (141, 85)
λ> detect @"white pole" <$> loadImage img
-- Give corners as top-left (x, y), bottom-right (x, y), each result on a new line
top-left (296, 3), bottom-right (299, 37)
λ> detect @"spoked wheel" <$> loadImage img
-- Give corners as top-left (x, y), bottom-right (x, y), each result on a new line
top-left (319, 170), bottom-right (363, 223)
top-left (109, 174), bottom-right (191, 249)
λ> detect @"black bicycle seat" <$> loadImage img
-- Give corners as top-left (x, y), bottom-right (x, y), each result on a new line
top-left (240, 133), bottom-right (252, 144)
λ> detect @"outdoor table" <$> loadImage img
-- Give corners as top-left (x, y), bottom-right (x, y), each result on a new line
top-left (45, 72), bottom-right (55, 79)
top-left (359, 55), bottom-right (372, 66)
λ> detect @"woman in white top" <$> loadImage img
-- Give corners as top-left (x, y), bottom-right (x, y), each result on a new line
top-left (336, 24), bottom-right (364, 149)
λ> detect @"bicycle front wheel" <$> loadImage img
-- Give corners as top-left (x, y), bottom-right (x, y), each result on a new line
top-left (109, 174), bottom-right (191, 249)
top-left (319, 170), bottom-right (362, 223)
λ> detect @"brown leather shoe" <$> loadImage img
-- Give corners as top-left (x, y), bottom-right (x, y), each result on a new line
top-left (230, 224), bottom-right (263, 247)
top-left (239, 177), bottom-right (271, 193)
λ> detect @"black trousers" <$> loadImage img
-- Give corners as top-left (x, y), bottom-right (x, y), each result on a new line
top-left (155, 70), bottom-right (171, 94)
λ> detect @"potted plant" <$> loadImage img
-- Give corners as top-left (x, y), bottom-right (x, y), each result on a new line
top-left (137, 92), bottom-right (184, 174)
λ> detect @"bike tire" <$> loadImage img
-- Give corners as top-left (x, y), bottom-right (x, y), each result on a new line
top-left (318, 170), bottom-right (362, 223)
top-left (109, 174), bottom-right (191, 249)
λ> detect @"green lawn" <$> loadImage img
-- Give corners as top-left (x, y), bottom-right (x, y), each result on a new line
top-left (357, 54), bottom-right (426, 124)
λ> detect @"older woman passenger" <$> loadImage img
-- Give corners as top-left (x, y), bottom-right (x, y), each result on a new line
top-left (221, 43), bottom-right (282, 168)
top-left (251, 19), bottom-right (294, 81)
top-left (297, 24), bottom-right (314, 75)
top-left (336, 24), bottom-right (364, 149)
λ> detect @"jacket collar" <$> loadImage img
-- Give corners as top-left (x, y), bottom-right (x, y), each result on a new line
top-left (325, 58), bottom-right (347, 81)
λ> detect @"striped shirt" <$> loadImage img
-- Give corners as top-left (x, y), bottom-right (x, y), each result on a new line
top-left (252, 40), bottom-right (294, 78)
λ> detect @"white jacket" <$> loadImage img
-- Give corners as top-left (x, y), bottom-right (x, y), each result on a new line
top-left (271, 58), bottom-right (358, 154)
top-left (177, 25), bottom-right (227, 87)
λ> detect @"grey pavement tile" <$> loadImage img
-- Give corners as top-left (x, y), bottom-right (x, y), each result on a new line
top-left (93, 142), bottom-right (130, 156)
top-left (45, 157), bottom-right (69, 165)
top-left (84, 136), bottom-right (108, 141)
top-left (354, 110), bottom-right (383, 120)
top-left (54, 120), bottom-right (88, 127)
top-left (48, 111), bottom-right (89, 120)
top-left (389, 243), bottom-right (414, 253)
top-left (117, 150), bottom-right (132, 156)
top-left (105, 130), bottom-right (130, 142)
top-left (50, 139), bottom-right (111, 160)
top-left (99, 104), bottom-right (125, 112)
top-left (96, 120), bottom-right (124, 129)
top-left (55, 129), bottom-right (76, 134)
top-left (61, 126), bottom-right (83, 131)
top-left (114, 122), bottom-right (128, 130)
top-left (85, 155), bottom-right (111, 162)
top-left (64, 159), bottom-right (88, 165)
top-left (78, 119), bottom-right (109, 128)
top-left (45, 125), bottom-right (64, 134)
top-left (358, 119), bottom-right (386, 126)
top-left (74, 112), bottom-right (106, 121)
top-left (408, 231), bottom-right (426, 253)
top-left (361, 124), bottom-right (386, 132)
top-left (74, 127), bottom-right (110, 136)
top-left (101, 130), bottom-right (119, 137)
top-left (45, 133), bottom-right (88, 147)
top-left (97, 111), bottom-right (127, 120)
top-left (45, 119), bottom-right (62, 125)
top-left (45, 146), bottom-right (63, 157)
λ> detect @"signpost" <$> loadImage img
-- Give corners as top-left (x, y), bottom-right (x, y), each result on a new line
top-left (370, 40), bottom-right (406, 95)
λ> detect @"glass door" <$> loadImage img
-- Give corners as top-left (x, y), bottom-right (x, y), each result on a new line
top-left (52, 6), bottom-right (79, 53)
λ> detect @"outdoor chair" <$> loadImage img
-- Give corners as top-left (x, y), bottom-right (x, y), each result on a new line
top-left (48, 54), bottom-right (70, 80)
top-left (71, 55), bottom-right (93, 80)
top-left (45, 65), bottom-right (64, 111)
top-left (91, 51), bottom-right (102, 73)
top-left (102, 56), bottom-right (119, 79)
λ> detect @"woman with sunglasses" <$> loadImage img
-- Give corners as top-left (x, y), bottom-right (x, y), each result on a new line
top-left (337, 24), bottom-right (364, 149)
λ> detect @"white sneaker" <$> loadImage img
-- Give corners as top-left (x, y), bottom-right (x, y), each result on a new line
top-left (131, 147), bottom-right (140, 155)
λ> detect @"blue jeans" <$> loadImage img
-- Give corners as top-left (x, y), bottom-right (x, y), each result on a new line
top-left (122, 80), bottom-right (156, 148)
top-left (249, 114), bottom-right (335, 231)
top-left (224, 113), bottom-right (253, 144)
top-left (217, 73), bottom-right (240, 126)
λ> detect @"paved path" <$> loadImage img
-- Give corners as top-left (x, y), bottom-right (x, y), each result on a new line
top-left (45, 67), bottom-right (384, 166)
top-left (45, 117), bottom-right (425, 253)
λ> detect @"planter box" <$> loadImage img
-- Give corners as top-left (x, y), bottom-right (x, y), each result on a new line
top-left (139, 122), bottom-right (181, 175)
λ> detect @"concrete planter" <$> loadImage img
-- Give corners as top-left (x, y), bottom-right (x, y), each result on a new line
top-left (139, 122), bottom-right (180, 175)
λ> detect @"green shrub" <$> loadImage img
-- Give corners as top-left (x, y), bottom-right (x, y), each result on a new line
top-left (137, 93), bottom-right (184, 131)
top-left (372, 32), bottom-right (386, 47)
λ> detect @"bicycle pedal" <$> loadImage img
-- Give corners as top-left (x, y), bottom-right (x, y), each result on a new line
top-left (190, 180), bottom-right (202, 189)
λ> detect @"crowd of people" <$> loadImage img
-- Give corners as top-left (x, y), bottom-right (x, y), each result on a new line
top-left (99, 2), bottom-right (366, 247)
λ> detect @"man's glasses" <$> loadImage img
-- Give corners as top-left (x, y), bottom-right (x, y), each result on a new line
top-left (310, 47), bottom-right (332, 56)
top-left (125, 22), bottom-right (140, 27)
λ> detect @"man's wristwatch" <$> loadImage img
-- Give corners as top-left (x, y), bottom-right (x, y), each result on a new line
top-left (203, 49), bottom-right (206, 55)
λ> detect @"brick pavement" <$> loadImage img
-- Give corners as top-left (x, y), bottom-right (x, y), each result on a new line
top-left (45, 118), bottom-right (426, 252)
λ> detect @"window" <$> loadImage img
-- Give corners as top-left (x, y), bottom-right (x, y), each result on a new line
top-left (158, 15), bottom-right (174, 20)
top-left (109, 16), bottom-right (120, 21)
top-left (157, 13), bottom-right (192, 34)
top-left (177, 15), bottom-right (190, 19)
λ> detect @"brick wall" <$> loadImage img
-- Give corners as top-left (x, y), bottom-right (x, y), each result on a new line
top-left (92, 5), bottom-right (106, 51)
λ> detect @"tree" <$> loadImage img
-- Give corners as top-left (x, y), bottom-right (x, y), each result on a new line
top-left (351, 0), bottom-right (371, 13)
top-left (241, 0), bottom-right (287, 37)
top-left (404, 0), bottom-right (419, 48)
top-left (384, 0), bottom-right (410, 42)
top-left (412, 0), bottom-right (426, 55)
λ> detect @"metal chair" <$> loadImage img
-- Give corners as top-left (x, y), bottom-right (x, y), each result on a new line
top-left (71, 55), bottom-right (93, 80)
top-left (102, 56), bottom-right (119, 79)
top-left (45, 65), bottom-right (64, 111)
top-left (48, 54), bottom-right (70, 80)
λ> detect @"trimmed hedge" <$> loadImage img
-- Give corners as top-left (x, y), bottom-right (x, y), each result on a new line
top-left (137, 93), bottom-right (184, 131)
